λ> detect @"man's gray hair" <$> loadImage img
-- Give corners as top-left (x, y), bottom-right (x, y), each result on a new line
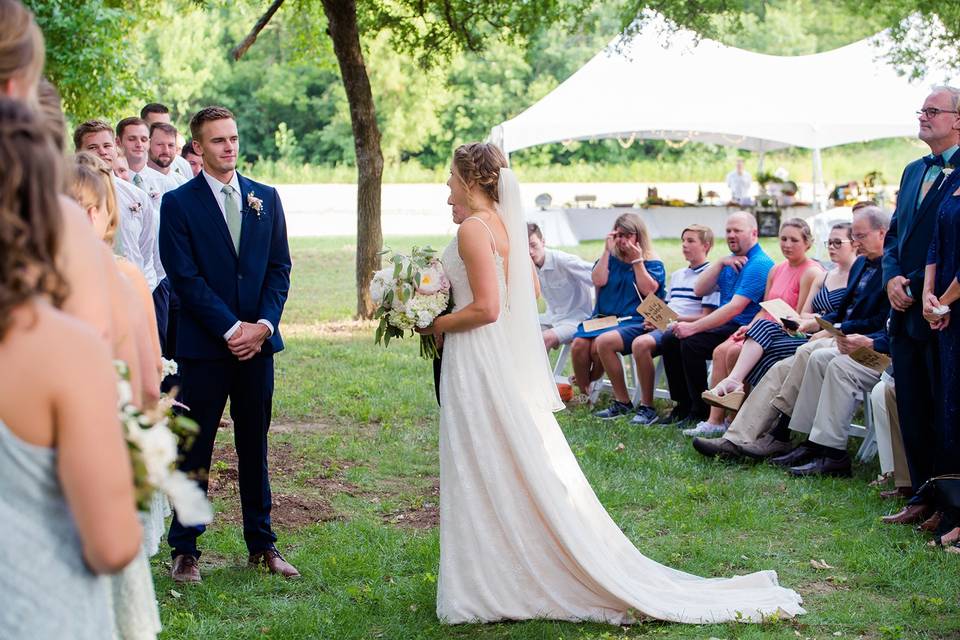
top-left (853, 205), bottom-right (890, 230)
top-left (932, 85), bottom-right (960, 112)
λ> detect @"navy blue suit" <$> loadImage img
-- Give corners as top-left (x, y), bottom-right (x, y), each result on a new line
top-left (882, 150), bottom-right (958, 496)
top-left (159, 172), bottom-right (291, 558)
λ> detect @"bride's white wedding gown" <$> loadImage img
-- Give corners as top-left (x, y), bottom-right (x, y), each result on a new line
top-left (436, 217), bottom-right (805, 625)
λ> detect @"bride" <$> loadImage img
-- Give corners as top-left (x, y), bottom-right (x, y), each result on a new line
top-left (417, 142), bottom-right (805, 625)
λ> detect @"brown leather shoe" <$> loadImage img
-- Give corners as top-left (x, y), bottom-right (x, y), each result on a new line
top-left (692, 436), bottom-right (742, 460)
top-left (171, 554), bottom-right (201, 583)
top-left (881, 503), bottom-right (932, 525)
top-left (249, 549), bottom-right (301, 579)
top-left (738, 434), bottom-right (794, 460)
top-left (917, 511), bottom-right (943, 533)
top-left (879, 486), bottom-right (915, 500)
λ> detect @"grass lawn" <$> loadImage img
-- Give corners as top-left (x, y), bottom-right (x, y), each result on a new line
top-left (153, 236), bottom-right (959, 640)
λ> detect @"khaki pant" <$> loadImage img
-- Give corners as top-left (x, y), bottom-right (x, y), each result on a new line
top-left (789, 348), bottom-right (881, 450)
top-left (872, 379), bottom-right (911, 488)
top-left (723, 338), bottom-right (834, 446)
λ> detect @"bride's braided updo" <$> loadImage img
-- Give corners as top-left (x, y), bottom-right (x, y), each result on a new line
top-left (452, 142), bottom-right (508, 204)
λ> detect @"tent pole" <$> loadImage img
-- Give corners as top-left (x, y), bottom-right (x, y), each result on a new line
top-left (812, 147), bottom-right (824, 212)
top-left (757, 148), bottom-right (765, 174)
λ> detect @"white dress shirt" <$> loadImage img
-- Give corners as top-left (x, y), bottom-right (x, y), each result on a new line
top-left (133, 166), bottom-right (181, 283)
top-left (171, 155), bottom-right (194, 182)
top-left (199, 169), bottom-right (274, 342)
top-left (726, 169), bottom-right (753, 203)
top-left (536, 249), bottom-right (594, 328)
top-left (113, 177), bottom-right (159, 289)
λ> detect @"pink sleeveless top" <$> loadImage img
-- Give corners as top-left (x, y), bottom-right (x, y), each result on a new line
top-left (761, 258), bottom-right (823, 321)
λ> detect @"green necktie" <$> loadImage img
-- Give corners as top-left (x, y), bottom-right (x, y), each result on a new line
top-left (222, 184), bottom-right (242, 253)
top-left (132, 173), bottom-right (144, 189)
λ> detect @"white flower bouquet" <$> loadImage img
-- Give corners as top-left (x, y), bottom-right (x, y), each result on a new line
top-left (370, 246), bottom-right (451, 359)
top-left (115, 361), bottom-right (212, 527)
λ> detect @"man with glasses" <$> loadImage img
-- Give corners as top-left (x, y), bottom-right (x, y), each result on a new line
top-left (882, 87), bottom-right (960, 525)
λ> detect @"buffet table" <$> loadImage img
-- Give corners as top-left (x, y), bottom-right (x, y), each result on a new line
top-left (526, 205), bottom-right (815, 245)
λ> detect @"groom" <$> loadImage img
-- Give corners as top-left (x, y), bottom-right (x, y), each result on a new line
top-left (159, 106), bottom-right (296, 582)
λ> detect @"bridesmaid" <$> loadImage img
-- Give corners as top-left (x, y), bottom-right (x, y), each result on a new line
top-left (922, 162), bottom-right (960, 552)
top-left (0, 96), bottom-right (142, 639)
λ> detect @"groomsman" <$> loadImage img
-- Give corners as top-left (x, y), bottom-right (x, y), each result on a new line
top-left (160, 105), bottom-right (296, 582)
top-left (181, 139), bottom-right (203, 177)
top-left (73, 120), bottom-right (158, 288)
top-left (148, 122), bottom-right (189, 186)
top-left (882, 86), bottom-right (960, 525)
top-left (141, 102), bottom-right (194, 180)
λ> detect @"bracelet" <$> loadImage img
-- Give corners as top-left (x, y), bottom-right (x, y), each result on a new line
top-left (630, 258), bottom-right (643, 265)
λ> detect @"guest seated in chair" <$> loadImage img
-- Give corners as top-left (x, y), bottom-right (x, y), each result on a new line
top-left (659, 212), bottom-right (774, 426)
top-left (693, 206), bottom-right (891, 478)
top-left (527, 223), bottom-right (594, 351)
top-left (569, 214), bottom-right (665, 417)
top-left (691, 218), bottom-right (824, 437)
top-left (628, 225), bottom-right (720, 425)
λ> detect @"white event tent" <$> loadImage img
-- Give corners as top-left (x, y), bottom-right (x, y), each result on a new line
top-left (490, 15), bottom-right (958, 208)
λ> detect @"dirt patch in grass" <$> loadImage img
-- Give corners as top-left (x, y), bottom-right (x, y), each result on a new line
top-left (801, 578), bottom-right (850, 595)
top-left (207, 439), bottom-right (347, 528)
top-left (381, 479), bottom-right (440, 530)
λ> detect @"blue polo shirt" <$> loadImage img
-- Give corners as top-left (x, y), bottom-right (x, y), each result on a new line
top-left (715, 243), bottom-right (774, 325)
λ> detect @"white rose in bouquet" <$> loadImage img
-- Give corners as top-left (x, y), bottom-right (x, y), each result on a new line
top-left (369, 268), bottom-right (392, 306)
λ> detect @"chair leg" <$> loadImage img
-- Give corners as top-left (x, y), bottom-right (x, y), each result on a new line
top-left (552, 342), bottom-right (571, 384)
top-left (856, 388), bottom-right (878, 462)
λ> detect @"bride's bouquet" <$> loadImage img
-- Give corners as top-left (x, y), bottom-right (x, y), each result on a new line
top-left (115, 360), bottom-right (213, 526)
top-left (370, 246), bottom-right (451, 359)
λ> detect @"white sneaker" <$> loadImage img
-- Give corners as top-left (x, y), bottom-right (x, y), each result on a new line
top-left (682, 421), bottom-right (728, 437)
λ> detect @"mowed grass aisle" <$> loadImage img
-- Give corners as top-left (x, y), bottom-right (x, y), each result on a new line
top-left (153, 236), bottom-right (959, 639)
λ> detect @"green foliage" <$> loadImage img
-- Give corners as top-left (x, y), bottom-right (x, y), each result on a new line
top-left (25, 0), bottom-right (148, 121)
top-left (29, 0), bottom-right (959, 174)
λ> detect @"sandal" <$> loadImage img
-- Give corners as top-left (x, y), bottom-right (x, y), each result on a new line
top-left (702, 378), bottom-right (745, 411)
top-left (929, 526), bottom-right (960, 548)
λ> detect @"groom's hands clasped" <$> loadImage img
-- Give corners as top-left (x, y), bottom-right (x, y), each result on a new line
top-left (228, 322), bottom-right (270, 361)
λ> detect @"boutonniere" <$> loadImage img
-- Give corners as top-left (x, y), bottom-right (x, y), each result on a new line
top-left (941, 165), bottom-right (955, 191)
top-left (148, 188), bottom-right (161, 201)
top-left (246, 192), bottom-right (265, 219)
top-left (129, 201), bottom-right (143, 216)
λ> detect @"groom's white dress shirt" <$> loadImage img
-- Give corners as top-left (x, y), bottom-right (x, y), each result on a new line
top-left (200, 169), bottom-right (275, 342)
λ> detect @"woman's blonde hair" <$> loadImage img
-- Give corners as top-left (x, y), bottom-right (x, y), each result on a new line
top-left (71, 152), bottom-right (119, 245)
top-left (0, 1), bottom-right (44, 102)
top-left (452, 142), bottom-right (508, 205)
top-left (612, 212), bottom-right (654, 261)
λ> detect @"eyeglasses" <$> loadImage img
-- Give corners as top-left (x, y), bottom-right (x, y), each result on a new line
top-left (917, 107), bottom-right (959, 118)
top-left (824, 239), bottom-right (851, 248)
top-left (851, 232), bottom-right (870, 242)
top-left (612, 232), bottom-right (636, 239)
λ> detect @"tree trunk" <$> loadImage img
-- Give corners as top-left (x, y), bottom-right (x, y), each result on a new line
top-left (321, 0), bottom-right (384, 319)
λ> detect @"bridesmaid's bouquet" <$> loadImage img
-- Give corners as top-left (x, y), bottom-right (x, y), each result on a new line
top-left (370, 246), bottom-right (451, 359)
top-left (115, 360), bottom-right (213, 526)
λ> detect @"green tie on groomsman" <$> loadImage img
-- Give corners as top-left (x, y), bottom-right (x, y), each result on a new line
top-left (222, 184), bottom-right (242, 253)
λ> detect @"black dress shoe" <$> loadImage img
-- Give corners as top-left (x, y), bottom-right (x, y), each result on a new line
top-left (768, 444), bottom-right (817, 468)
top-left (692, 437), bottom-right (743, 460)
top-left (788, 454), bottom-right (852, 478)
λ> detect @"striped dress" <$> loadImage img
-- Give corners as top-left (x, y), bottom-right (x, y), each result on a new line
top-left (744, 284), bottom-right (847, 386)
